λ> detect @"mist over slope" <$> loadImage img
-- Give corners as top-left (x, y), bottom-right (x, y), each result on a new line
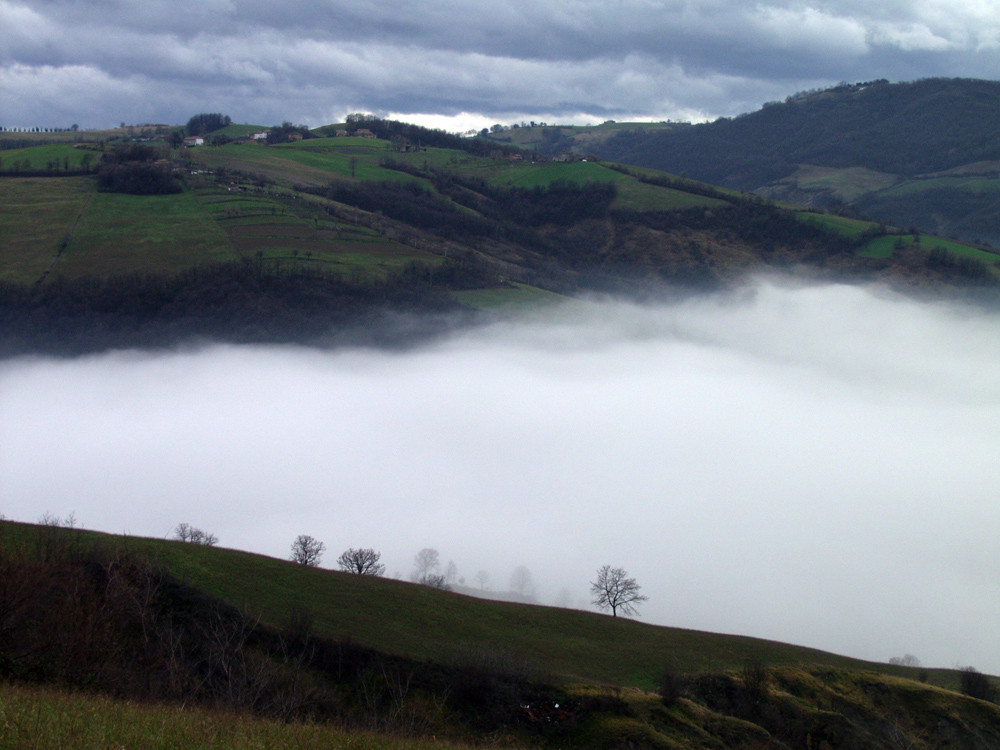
top-left (2, 277), bottom-right (998, 675)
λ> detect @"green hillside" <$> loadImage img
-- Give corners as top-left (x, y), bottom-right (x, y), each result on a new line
top-left (2, 117), bottom-right (999, 356)
top-left (587, 78), bottom-right (1000, 247)
top-left (3, 520), bottom-right (999, 750)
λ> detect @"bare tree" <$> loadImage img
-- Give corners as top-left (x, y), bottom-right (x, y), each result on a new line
top-left (290, 535), bottom-right (325, 567)
top-left (474, 570), bottom-right (491, 590)
top-left (509, 566), bottom-right (536, 599)
top-left (174, 523), bottom-right (218, 546)
top-left (412, 548), bottom-right (439, 582)
top-left (590, 565), bottom-right (647, 617)
top-left (337, 548), bottom-right (385, 576)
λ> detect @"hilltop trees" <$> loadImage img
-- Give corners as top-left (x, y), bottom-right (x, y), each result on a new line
top-left (173, 523), bottom-right (217, 546)
top-left (337, 547), bottom-right (385, 576)
top-left (290, 535), bottom-right (325, 566)
top-left (591, 565), bottom-right (647, 617)
top-left (186, 113), bottom-right (231, 136)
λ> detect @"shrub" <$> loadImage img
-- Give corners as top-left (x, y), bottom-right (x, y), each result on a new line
top-left (959, 667), bottom-right (997, 702)
top-left (97, 162), bottom-right (181, 195)
top-left (657, 666), bottom-right (685, 707)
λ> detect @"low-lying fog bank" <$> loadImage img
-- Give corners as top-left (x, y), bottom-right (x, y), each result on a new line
top-left (2, 277), bottom-right (998, 674)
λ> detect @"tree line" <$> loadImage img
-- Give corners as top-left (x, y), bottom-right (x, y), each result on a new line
top-left (0, 258), bottom-right (471, 357)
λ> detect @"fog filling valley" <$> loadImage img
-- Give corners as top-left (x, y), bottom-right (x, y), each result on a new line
top-left (2, 277), bottom-right (998, 674)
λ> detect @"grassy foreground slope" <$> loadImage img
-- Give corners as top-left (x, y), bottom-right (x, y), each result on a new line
top-left (3, 520), bottom-right (999, 750)
top-left (0, 680), bottom-right (473, 750)
top-left (0, 522), bottom-right (970, 691)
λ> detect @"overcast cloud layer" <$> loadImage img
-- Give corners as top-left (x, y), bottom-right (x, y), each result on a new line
top-left (2, 0), bottom-right (999, 129)
top-left (2, 278), bottom-right (999, 674)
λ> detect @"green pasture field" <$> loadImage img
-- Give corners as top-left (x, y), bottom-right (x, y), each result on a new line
top-left (0, 143), bottom-right (99, 172)
top-left (6, 524), bottom-right (939, 692)
top-left (0, 680), bottom-right (479, 750)
top-left (796, 212), bottom-right (879, 238)
top-left (192, 141), bottom-right (427, 187)
top-left (858, 234), bottom-right (1000, 266)
top-left (452, 283), bottom-right (567, 309)
top-left (53, 189), bottom-right (238, 278)
top-left (0, 128), bottom-right (124, 144)
top-left (482, 161), bottom-right (724, 212)
top-left (196, 185), bottom-right (443, 278)
top-left (0, 177), bottom-right (95, 283)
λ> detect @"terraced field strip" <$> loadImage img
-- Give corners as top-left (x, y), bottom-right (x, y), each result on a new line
top-left (200, 185), bottom-right (443, 277)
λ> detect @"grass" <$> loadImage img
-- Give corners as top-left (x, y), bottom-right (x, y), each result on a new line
top-left (191, 141), bottom-right (428, 188)
top-left (0, 144), bottom-right (98, 172)
top-left (478, 161), bottom-right (722, 211)
top-left (0, 522), bottom-right (957, 693)
top-left (54, 190), bottom-right (238, 278)
top-left (0, 177), bottom-right (96, 283)
top-left (0, 172), bottom-right (443, 282)
top-left (4, 521), bottom-right (998, 750)
top-left (0, 680), bottom-right (485, 750)
top-left (796, 211), bottom-right (879, 238)
top-left (452, 283), bottom-right (567, 309)
top-left (859, 233), bottom-right (1000, 266)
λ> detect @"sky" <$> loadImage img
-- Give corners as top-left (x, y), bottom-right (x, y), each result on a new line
top-left (2, 277), bottom-right (999, 674)
top-left (2, 0), bottom-right (1000, 131)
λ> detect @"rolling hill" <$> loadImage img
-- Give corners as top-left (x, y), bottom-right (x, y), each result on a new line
top-left (3, 519), bottom-right (999, 749)
top-left (2, 115), bottom-right (999, 356)
top-left (583, 78), bottom-right (1000, 247)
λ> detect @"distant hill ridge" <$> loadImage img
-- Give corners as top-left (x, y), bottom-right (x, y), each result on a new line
top-left (593, 78), bottom-right (1000, 185)
top-left (587, 78), bottom-right (1000, 245)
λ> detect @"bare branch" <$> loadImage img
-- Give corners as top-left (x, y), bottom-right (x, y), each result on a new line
top-left (590, 565), bottom-right (647, 617)
top-left (336, 548), bottom-right (385, 576)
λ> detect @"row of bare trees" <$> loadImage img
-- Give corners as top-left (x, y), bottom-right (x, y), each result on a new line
top-left (175, 520), bottom-right (644, 617)
top-left (177, 525), bottom-right (650, 618)
top-left (289, 537), bottom-right (648, 617)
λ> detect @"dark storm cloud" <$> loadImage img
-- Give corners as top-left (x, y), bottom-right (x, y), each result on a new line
top-left (2, 279), bottom-right (999, 674)
top-left (3, 0), bottom-right (998, 128)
